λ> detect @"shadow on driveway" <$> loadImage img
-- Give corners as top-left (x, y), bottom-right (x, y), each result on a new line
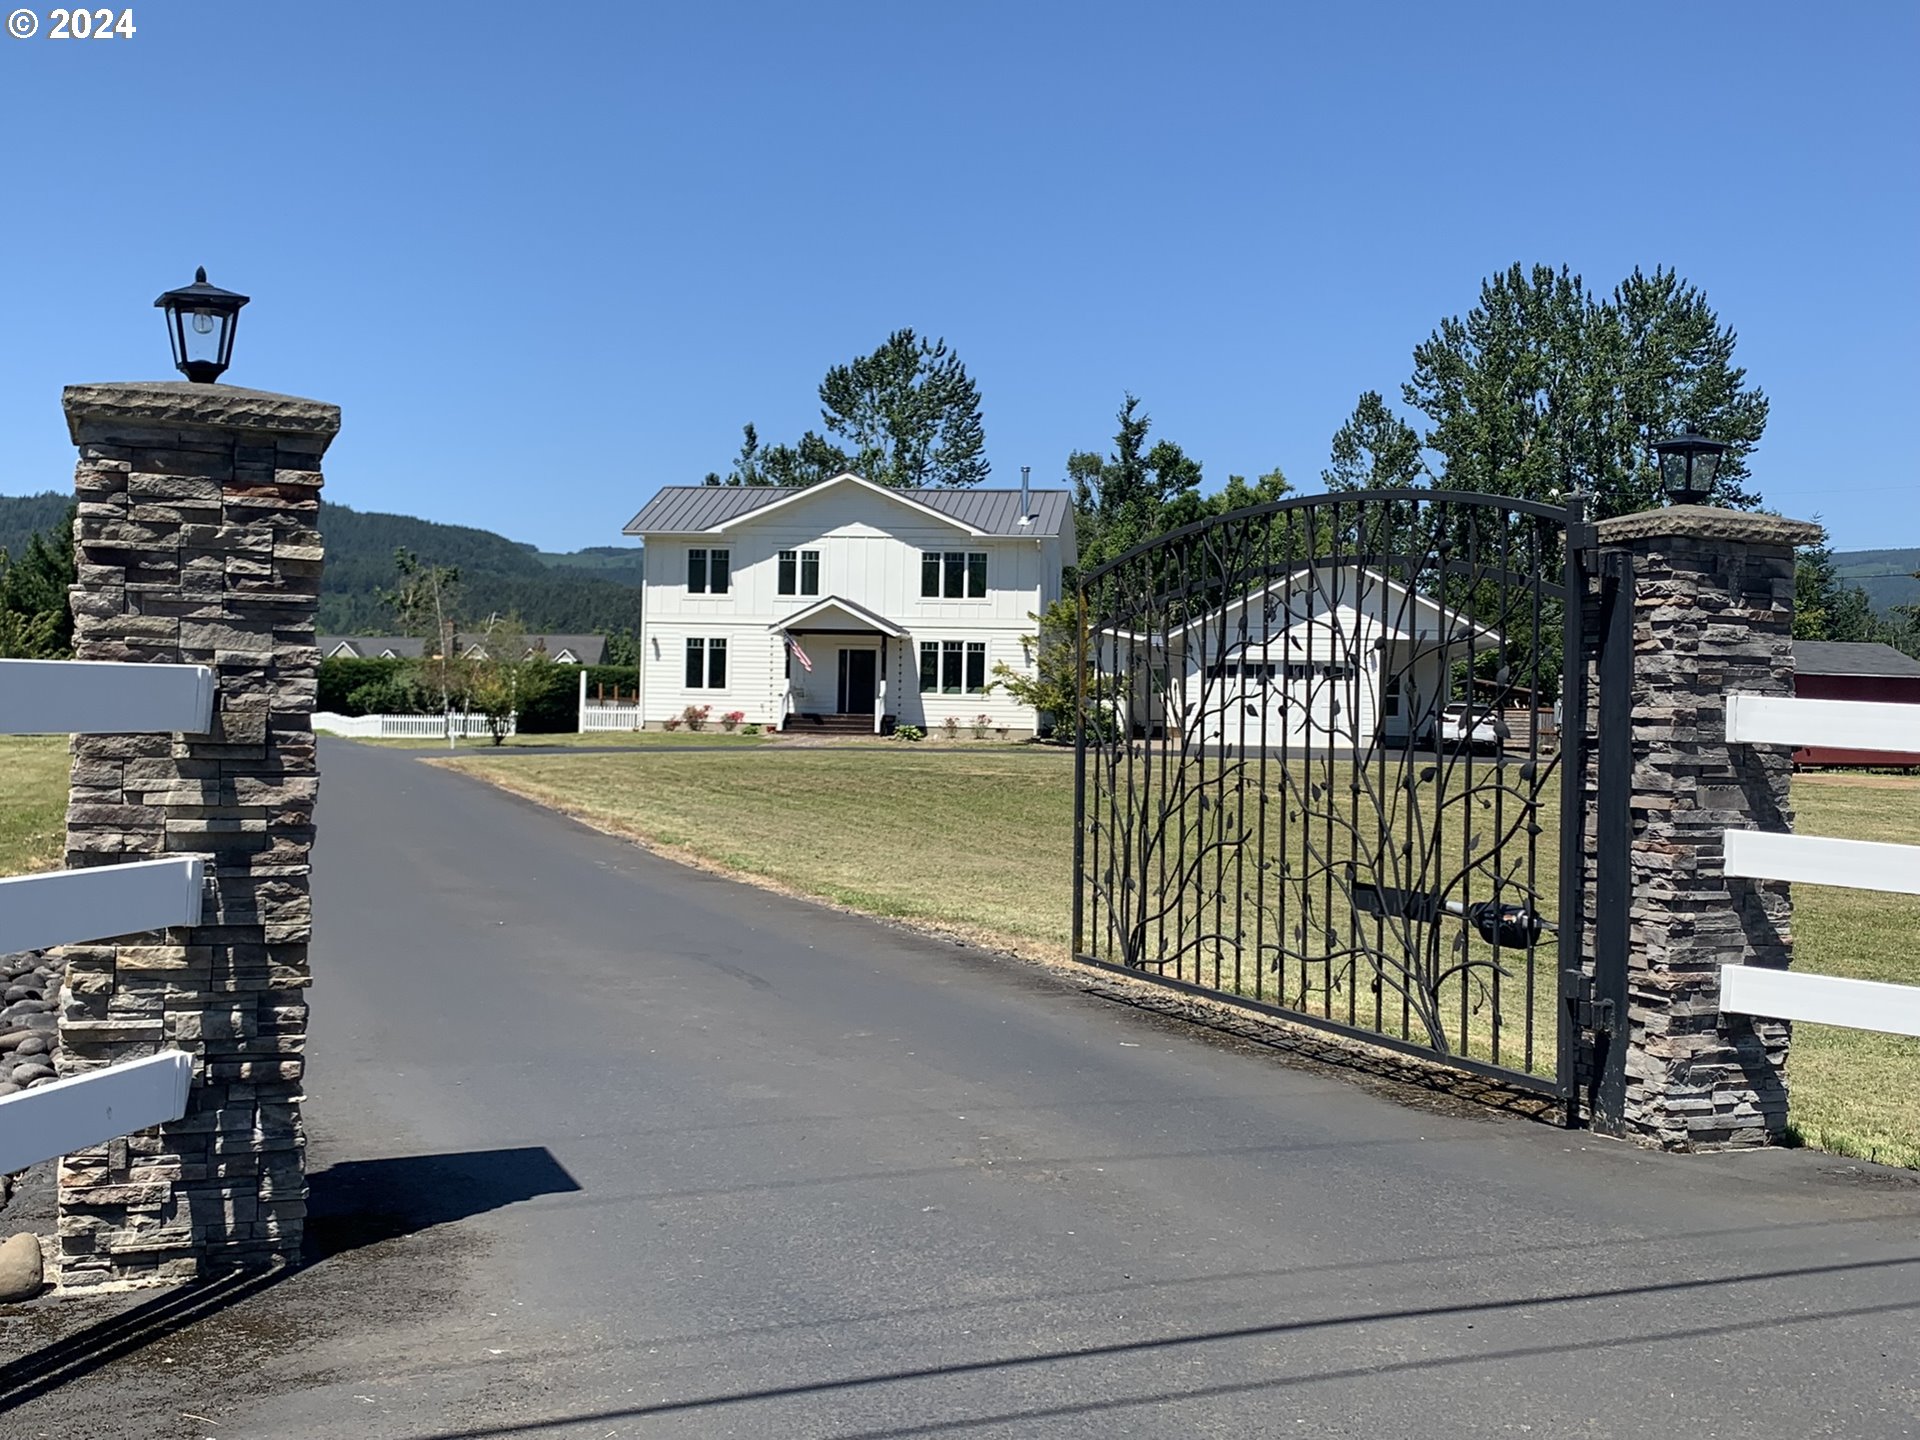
top-left (0, 1146), bottom-right (580, 1411)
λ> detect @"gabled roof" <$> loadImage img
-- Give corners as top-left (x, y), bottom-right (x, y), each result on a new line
top-left (317, 634), bottom-right (606, 663)
top-left (1794, 640), bottom-right (1920, 678)
top-left (1166, 564), bottom-right (1500, 652)
top-left (624, 472), bottom-right (1072, 538)
top-left (771, 595), bottom-right (908, 639)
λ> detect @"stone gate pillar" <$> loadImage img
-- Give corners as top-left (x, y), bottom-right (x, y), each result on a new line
top-left (1594, 505), bottom-right (1821, 1151)
top-left (56, 381), bottom-right (337, 1288)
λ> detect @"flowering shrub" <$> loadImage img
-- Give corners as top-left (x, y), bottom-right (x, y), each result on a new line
top-left (941, 716), bottom-right (960, 740)
top-left (663, 716), bottom-right (682, 731)
top-left (721, 710), bottom-right (746, 732)
top-left (682, 704), bottom-right (712, 732)
top-left (972, 712), bottom-right (992, 739)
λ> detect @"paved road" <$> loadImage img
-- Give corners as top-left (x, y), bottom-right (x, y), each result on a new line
top-left (7, 738), bottom-right (1920, 1438)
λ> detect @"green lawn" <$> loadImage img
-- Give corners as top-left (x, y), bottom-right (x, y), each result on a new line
top-left (0, 735), bottom-right (68, 878)
top-left (341, 729), bottom-right (772, 750)
top-left (1783, 774), bottom-right (1920, 1168)
top-left (451, 745), bottom-right (1920, 1168)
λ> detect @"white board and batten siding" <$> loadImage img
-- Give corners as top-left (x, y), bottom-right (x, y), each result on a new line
top-left (0, 657), bottom-right (209, 1175)
top-left (638, 481), bottom-right (1069, 733)
top-left (1719, 692), bottom-right (1920, 1038)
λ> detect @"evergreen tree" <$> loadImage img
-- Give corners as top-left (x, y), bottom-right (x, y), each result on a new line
top-left (1323, 391), bottom-right (1424, 491)
top-left (1399, 264), bottom-right (1768, 517)
top-left (709, 329), bottom-right (988, 490)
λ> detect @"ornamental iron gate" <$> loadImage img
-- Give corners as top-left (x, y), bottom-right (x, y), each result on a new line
top-left (1071, 489), bottom-right (1630, 1124)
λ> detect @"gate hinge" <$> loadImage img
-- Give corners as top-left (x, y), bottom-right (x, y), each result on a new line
top-left (1567, 520), bottom-right (1598, 555)
top-left (1560, 968), bottom-right (1615, 1034)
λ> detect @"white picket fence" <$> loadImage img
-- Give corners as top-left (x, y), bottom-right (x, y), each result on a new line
top-left (0, 658), bottom-right (204, 1175)
top-left (581, 702), bottom-right (642, 732)
top-left (312, 710), bottom-right (513, 739)
top-left (1720, 693), bottom-right (1920, 1037)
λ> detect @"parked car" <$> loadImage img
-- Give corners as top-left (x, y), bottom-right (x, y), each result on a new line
top-left (1422, 703), bottom-right (1508, 753)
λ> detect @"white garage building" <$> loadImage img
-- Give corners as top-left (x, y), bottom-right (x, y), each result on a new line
top-left (1103, 563), bottom-right (1503, 753)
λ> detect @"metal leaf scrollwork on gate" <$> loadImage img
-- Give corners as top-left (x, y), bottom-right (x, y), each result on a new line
top-left (1074, 491), bottom-right (1577, 1090)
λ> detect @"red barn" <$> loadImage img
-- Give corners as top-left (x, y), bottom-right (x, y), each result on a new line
top-left (1792, 640), bottom-right (1920, 766)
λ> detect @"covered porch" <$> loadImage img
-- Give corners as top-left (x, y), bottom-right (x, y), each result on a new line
top-left (773, 597), bottom-right (905, 736)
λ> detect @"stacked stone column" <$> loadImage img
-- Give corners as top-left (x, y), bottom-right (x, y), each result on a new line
top-left (1595, 506), bottom-right (1821, 1151)
top-left (56, 381), bottom-right (337, 1288)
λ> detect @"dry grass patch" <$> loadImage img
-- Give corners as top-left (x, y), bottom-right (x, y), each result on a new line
top-left (1787, 774), bottom-right (1920, 1168)
top-left (0, 735), bottom-right (67, 879)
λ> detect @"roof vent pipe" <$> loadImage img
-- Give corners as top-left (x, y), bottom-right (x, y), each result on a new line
top-left (1019, 464), bottom-right (1031, 523)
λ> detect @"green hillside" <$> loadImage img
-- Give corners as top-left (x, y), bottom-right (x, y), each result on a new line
top-left (1833, 548), bottom-right (1920, 614)
top-left (0, 491), bottom-right (642, 634)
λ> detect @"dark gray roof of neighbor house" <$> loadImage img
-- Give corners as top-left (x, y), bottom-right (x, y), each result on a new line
top-left (528, 634), bottom-right (607, 663)
top-left (320, 634), bottom-right (607, 663)
top-left (1793, 640), bottom-right (1920, 678)
top-left (624, 481), bottom-right (1072, 538)
top-left (320, 636), bottom-right (426, 659)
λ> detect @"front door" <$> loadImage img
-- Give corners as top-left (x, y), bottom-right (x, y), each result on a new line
top-left (837, 648), bottom-right (877, 715)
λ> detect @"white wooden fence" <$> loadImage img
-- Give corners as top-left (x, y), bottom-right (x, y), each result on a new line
top-left (580, 701), bottom-right (642, 732)
top-left (1720, 693), bottom-right (1920, 1038)
top-left (0, 658), bottom-right (205, 1175)
top-left (576, 669), bottom-right (641, 732)
top-left (312, 710), bottom-right (514, 739)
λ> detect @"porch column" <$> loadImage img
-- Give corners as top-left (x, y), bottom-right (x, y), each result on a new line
top-left (1595, 505), bottom-right (1820, 1151)
top-left (875, 636), bottom-right (886, 733)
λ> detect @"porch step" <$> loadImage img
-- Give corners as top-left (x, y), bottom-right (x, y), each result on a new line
top-left (789, 712), bottom-right (880, 735)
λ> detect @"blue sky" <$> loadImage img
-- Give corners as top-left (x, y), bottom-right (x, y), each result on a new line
top-left (2, 2), bottom-right (1914, 554)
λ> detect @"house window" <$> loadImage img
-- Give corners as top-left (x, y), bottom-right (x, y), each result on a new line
top-left (778, 549), bottom-right (821, 597)
top-left (965, 642), bottom-right (986, 693)
top-left (921, 640), bottom-right (989, 694)
top-left (921, 551), bottom-right (988, 599)
top-left (688, 548), bottom-right (731, 595)
top-left (1383, 672), bottom-right (1402, 717)
top-left (942, 640), bottom-right (964, 693)
top-left (919, 642), bottom-right (939, 693)
top-left (685, 637), bottom-right (728, 688)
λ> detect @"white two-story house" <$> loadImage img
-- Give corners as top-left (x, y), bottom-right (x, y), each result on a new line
top-left (622, 472), bottom-right (1076, 736)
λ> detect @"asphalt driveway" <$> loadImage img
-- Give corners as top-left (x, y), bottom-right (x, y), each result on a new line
top-left (3, 737), bottom-right (1917, 1438)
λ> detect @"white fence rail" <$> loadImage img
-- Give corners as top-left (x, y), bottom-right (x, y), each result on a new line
top-left (313, 710), bottom-right (514, 739)
top-left (2, 658), bottom-right (203, 1177)
top-left (581, 702), bottom-right (642, 733)
top-left (1720, 691), bottom-right (1920, 1038)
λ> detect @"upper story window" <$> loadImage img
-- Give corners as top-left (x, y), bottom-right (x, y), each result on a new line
top-left (921, 550), bottom-right (987, 599)
top-left (687, 548), bottom-right (731, 595)
top-left (778, 549), bottom-right (820, 596)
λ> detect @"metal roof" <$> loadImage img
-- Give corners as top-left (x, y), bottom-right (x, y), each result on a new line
top-left (1793, 640), bottom-right (1920, 678)
top-left (624, 480), bottom-right (1072, 538)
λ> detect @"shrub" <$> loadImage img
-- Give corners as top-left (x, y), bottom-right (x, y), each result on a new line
top-left (996, 725), bottom-right (1010, 740)
top-left (893, 724), bottom-right (925, 742)
top-left (940, 716), bottom-right (960, 740)
top-left (320, 656), bottom-right (415, 715)
top-left (972, 712), bottom-right (992, 739)
top-left (721, 710), bottom-right (745, 732)
top-left (740, 723), bottom-right (762, 737)
top-left (663, 716), bottom-right (682, 731)
top-left (682, 704), bottom-right (711, 732)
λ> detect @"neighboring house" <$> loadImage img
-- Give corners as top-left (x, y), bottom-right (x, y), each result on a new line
top-left (1791, 640), bottom-right (1920, 766)
top-left (622, 472), bottom-right (1075, 735)
top-left (1103, 563), bottom-right (1501, 751)
top-left (319, 634), bottom-right (607, 664)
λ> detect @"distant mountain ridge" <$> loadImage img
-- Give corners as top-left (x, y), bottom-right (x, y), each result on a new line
top-left (1832, 548), bottom-right (1920, 614)
top-left (0, 491), bottom-right (642, 633)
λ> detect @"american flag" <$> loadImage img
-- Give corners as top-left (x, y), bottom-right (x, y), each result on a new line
top-left (787, 633), bottom-right (813, 673)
